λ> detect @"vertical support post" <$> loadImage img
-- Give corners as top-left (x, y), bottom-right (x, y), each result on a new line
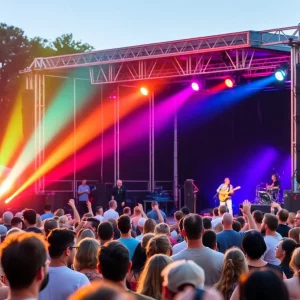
top-left (34, 73), bottom-right (38, 193)
top-left (41, 74), bottom-right (45, 192)
top-left (151, 92), bottom-right (155, 191)
top-left (149, 91), bottom-right (155, 192)
top-left (117, 86), bottom-right (120, 181)
top-left (73, 78), bottom-right (77, 198)
top-left (100, 85), bottom-right (104, 183)
top-left (174, 102), bottom-right (178, 208)
top-left (114, 89), bottom-right (117, 185)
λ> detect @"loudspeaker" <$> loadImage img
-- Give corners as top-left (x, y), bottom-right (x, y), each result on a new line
top-left (184, 179), bottom-right (195, 212)
top-left (283, 191), bottom-right (300, 212)
top-left (250, 204), bottom-right (271, 214)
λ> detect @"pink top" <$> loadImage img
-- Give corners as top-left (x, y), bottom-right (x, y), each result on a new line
top-left (132, 216), bottom-right (141, 227)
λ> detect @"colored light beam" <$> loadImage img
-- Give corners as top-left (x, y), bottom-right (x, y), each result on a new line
top-left (0, 92), bottom-right (23, 172)
top-left (0, 77), bottom-right (95, 197)
top-left (5, 91), bottom-right (148, 203)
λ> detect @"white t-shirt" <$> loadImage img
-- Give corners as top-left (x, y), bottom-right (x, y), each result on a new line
top-left (95, 215), bottom-right (104, 222)
top-left (262, 234), bottom-right (282, 265)
top-left (170, 230), bottom-right (178, 240)
top-left (172, 240), bottom-right (187, 255)
top-left (39, 266), bottom-right (90, 300)
top-left (135, 234), bottom-right (143, 241)
top-left (103, 209), bottom-right (119, 221)
top-left (211, 216), bottom-right (222, 229)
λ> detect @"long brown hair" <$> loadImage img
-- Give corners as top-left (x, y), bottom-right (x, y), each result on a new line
top-left (215, 247), bottom-right (248, 299)
top-left (290, 247), bottom-right (300, 284)
top-left (136, 254), bottom-right (172, 300)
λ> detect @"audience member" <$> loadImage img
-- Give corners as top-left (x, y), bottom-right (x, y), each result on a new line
top-left (146, 235), bottom-right (172, 257)
top-left (202, 217), bottom-right (212, 231)
top-left (170, 211), bottom-right (183, 240)
top-left (236, 216), bottom-right (246, 228)
top-left (212, 207), bottom-right (219, 219)
top-left (54, 208), bottom-right (65, 217)
top-left (23, 209), bottom-right (42, 234)
top-left (147, 201), bottom-right (166, 224)
top-left (85, 217), bottom-right (100, 235)
top-left (74, 237), bottom-right (102, 281)
top-left (154, 223), bottom-right (176, 246)
top-left (41, 204), bottom-right (54, 221)
top-left (251, 210), bottom-right (264, 231)
top-left (276, 209), bottom-right (290, 238)
top-left (6, 227), bottom-right (22, 236)
top-left (172, 218), bottom-right (186, 255)
top-left (214, 222), bottom-right (223, 233)
top-left (295, 210), bottom-right (300, 227)
top-left (276, 238), bottom-right (298, 279)
top-left (132, 206), bottom-right (143, 227)
top-left (98, 241), bottom-right (153, 299)
top-left (39, 228), bottom-right (90, 300)
top-left (136, 218), bottom-right (156, 241)
top-left (11, 216), bottom-right (23, 229)
top-left (36, 214), bottom-right (43, 228)
top-left (137, 254), bottom-right (172, 300)
top-left (289, 227), bottom-right (300, 243)
top-left (44, 218), bottom-right (58, 237)
top-left (94, 206), bottom-right (104, 222)
top-left (2, 211), bottom-right (13, 231)
top-left (235, 270), bottom-right (289, 300)
top-left (0, 232), bottom-right (48, 300)
top-left (108, 219), bottom-right (120, 239)
top-left (77, 229), bottom-right (96, 244)
top-left (287, 212), bottom-right (296, 228)
top-left (98, 221), bottom-right (114, 245)
top-left (180, 206), bottom-right (190, 217)
top-left (242, 230), bottom-right (283, 277)
top-left (123, 207), bottom-right (131, 216)
top-left (215, 247), bottom-right (248, 300)
top-left (202, 230), bottom-right (217, 250)
top-left (135, 218), bottom-right (147, 241)
top-left (211, 206), bottom-right (226, 229)
top-left (103, 200), bottom-right (119, 221)
top-left (261, 213), bottom-right (282, 265)
top-left (216, 213), bottom-right (242, 253)
top-left (0, 225), bottom-right (7, 241)
top-left (117, 215), bottom-right (140, 260)
top-left (284, 247), bottom-right (300, 299)
top-left (171, 214), bottom-right (224, 285)
top-left (232, 221), bottom-right (242, 232)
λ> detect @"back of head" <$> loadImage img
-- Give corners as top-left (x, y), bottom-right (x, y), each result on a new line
top-left (214, 222), bottom-right (224, 233)
top-left (54, 208), bottom-right (65, 217)
top-left (146, 235), bottom-right (172, 257)
top-left (123, 207), bottom-right (131, 215)
top-left (236, 216), bottom-right (246, 228)
top-left (183, 214), bottom-right (203, 240)
top-left (239, 270), bottom-right (289, 300)
top-left (288, 212), bottom-right (296, 225)
top-left (95, 206), bottom-right (103, 215)
top-left (154, 223), bottom-right (170, 236)
top-left (109, 200), bottom-right (116, 209)
top-left (86, 218), bottom-right (100, 231)
top-left (98, 222), bottom-right (114, 241)
top-left (98, 241), bottom-right (129, 282)
top-left (202, 230), bottom-right (216, 250)
top-left (252, 210), bottom-right (263, 224)
top-left (0, 232), bottom-right (47, 290)
top-left (23, 209), bottom-right (37, 225)
top-left (202, 217), bottom-right (212, 230)
top-left (264, 213), bottom-right (278, 231)
top-left (281, 238), bottom-right (297, 261)
top-left (180, 206), bottom-right (190, 216)
top-left (47, 228), bottom-right (75, 258)
top-left (174, 211), bottom-right (183, 221)
top-left (43, 203), bottom-right (52, 212)
top-left (141, 233), bottom-right (155, 248)
top-left (11, 217), bottom-right (23, 227)
top-left (242, 230), bottom-right (266, 259)
top-left (59, 215), bottom-right (68, 226)
top-left (290, 247), bottom-right (300, 275)
top-left (232, 221), bottom-right (242, 232)
top-left (144, 218), bottom-right (156, 234)
top-left (78, 229), bottom-right (95, 244)
top-left (134, 206), bottom-right (141, 216)
top-left (3, 211), bottom-right (13, 225)
top-left (151, 201), bottom-right (158, 208)
top-left (44, 219), bottom-right (58, 237)
top-left (219, 205), bottom-right (227, 215)
top-left (213, 207), bottom-right (219, 217)
top-left (277, 209), bottom-right (289, 223)
top-left (289, 227), bottom-right (300, 243)
top-left (222, 213), bottom-right (233, 227)
top-left (117, 215), bottom-right (131, 234)
top-left (74, 238), bottom-right (99, 271)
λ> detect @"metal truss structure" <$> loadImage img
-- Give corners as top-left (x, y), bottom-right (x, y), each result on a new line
top-left (22, 26), bottom-right (300, 199)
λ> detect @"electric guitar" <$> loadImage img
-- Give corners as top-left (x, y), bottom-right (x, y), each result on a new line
top-left (218, 186), bottom-right (241, 202)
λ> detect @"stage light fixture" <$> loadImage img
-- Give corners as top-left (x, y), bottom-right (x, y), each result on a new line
top-left (140, 87), bottom-right (149, 96)
top-left (225, 78), bottom-right (235, 88)
top-left (191, 82), bottom-right (200, 91)
top-left (274, 69), bottom-right (287, 81)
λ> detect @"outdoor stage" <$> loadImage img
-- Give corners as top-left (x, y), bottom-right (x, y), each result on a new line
top-left (1, 26), bottom-right (300, 215)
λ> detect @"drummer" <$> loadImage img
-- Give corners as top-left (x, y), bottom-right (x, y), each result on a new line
top-left (266, 174), bottom-right (280, 191)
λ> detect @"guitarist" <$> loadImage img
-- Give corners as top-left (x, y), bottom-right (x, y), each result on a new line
top-left (217, 177), bottom-right (233, 215)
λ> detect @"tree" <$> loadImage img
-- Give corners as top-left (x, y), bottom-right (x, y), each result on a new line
top-left (52, 33), bottom-right (94, 55)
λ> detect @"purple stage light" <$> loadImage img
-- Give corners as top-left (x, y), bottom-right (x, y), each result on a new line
top-left (191, 82), bottom-right (200, 91)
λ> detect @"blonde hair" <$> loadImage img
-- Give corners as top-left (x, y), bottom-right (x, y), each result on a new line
top-left (142, 233), bottom-right (155, 248)
top-left (289, 227), bottom-right (300, 244)
top-left (290, 247), bottom-right (300, 277)
top-left (73, 238), bottom-right (99, 271)
top-left (144, 219), bottom-right (156, 234)
top-left (215, 247), bottom-right (248, 299)
top-left (154, 223), bottom-right (170, 236)
top-left (137, 254), bottom-right (172, 300)
top-left (77, 229), bottom-right (95, 244)
top-left (146, 235), bottom-right (172, 258)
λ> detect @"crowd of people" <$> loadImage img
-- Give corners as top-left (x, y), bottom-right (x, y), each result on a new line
top-left (0, 198), bottom-right (299, 300)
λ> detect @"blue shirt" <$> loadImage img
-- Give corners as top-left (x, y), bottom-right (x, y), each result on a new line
top-left (147, 210), bottom-right (167, 223)
top-left (216, 230), bottom-right (242, 253)
top-left (118, 237), bottom-right (140, 260)
top-left (78, 185), bottom-right (90, 201)
top-left (41, 213), bottom-right (54, 221)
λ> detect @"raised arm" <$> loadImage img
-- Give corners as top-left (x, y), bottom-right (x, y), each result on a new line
top-left (154, 206), bottom-right (164, 223)
top-left (240, 200), bottom-right (258, 231)
top-left (138, 203), bottom-right (147, 218)
top-left (86, 200), bottom-right (94, 216)
top-left (68, 199), bottom-right (80, 224)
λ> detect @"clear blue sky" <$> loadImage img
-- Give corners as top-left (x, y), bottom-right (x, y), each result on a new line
top-left (1, 0), bottom-right (300, 50)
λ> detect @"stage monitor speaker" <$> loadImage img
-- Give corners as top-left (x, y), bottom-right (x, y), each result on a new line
top-left (283, 191), bottom-right (300, 213)
top-left (295, 64), bottom-right (300, 183)
top-left (184, 179), bottom-right (195, 213)
top-left (250, 204), bottom-right (271, 214)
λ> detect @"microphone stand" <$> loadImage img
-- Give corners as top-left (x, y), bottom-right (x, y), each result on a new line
top-left (192, 182), bottom-right (199, 213)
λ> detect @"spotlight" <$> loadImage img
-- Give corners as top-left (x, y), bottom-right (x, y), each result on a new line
top-left (140, 87), bottom-right (149, 96)
top-left (225, 78), bottom-right (235, 88)
top-left (191, 82), bottom-right (200, 91)
top-left (274, 69), bottom-right (287, 81)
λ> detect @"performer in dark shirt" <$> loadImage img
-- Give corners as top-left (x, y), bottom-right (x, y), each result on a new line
top-left (267, 174), bottom-right (280, 201)
top-left (111, 180), bottom-right (127, 214)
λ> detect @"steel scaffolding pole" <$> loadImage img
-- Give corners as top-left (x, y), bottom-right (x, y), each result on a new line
top-left (73, 79), bottom-right (77, 198)
top-left (173, 106), bottom-right (178, 208)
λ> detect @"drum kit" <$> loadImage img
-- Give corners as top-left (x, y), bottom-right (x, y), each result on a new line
top-left (255, 183), bottom-right (281, 204)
